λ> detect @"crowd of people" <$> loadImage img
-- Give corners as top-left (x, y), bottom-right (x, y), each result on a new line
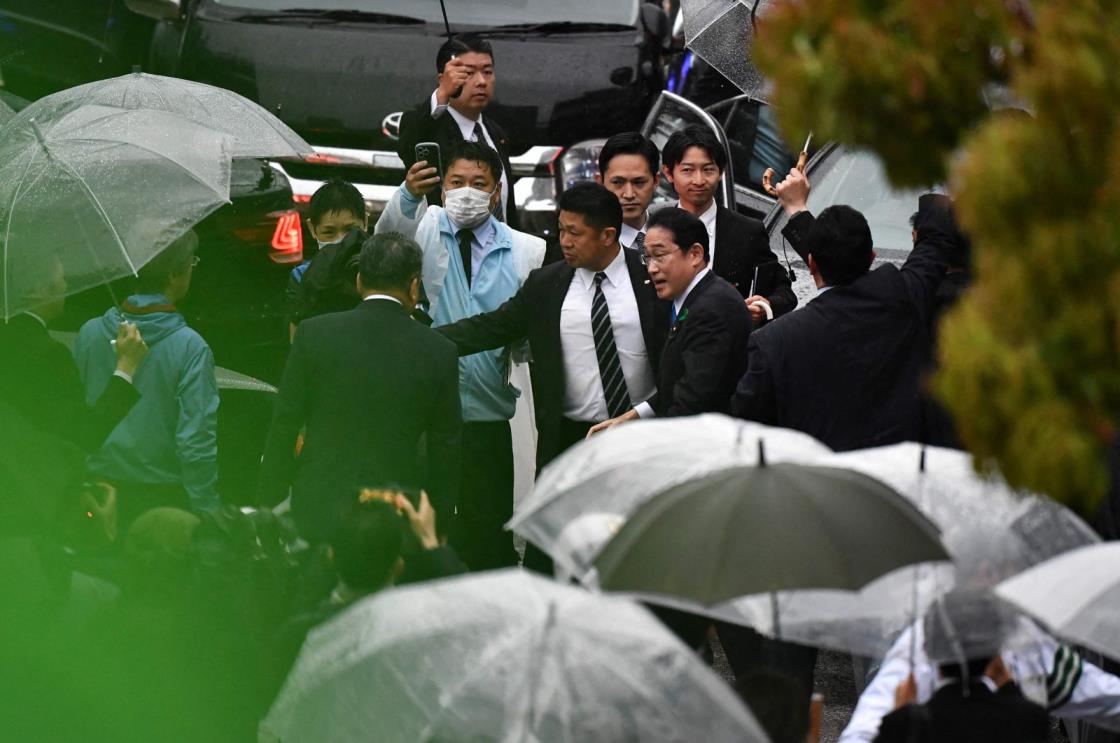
top-left (3, 32), bottom-right (1120, 743)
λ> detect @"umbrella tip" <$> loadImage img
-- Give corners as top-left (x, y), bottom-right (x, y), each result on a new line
top-left (758, 439), bottom-right (767, 466)
top-left (919, 446), bottom-right (927, 473)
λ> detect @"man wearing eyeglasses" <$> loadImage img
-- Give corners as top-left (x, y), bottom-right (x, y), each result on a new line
top-left (74, 232), bottom-right (221, 524)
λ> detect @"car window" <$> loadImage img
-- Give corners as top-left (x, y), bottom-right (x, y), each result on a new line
top-left (710, 97), bottom-right (796, 196)
top-left (210, 0), bottom-right (639, 25)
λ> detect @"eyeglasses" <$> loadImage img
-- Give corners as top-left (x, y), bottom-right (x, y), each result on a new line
top-left (639, 250), bottom-right (675, 266)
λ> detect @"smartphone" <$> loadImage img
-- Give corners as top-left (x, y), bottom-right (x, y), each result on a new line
top-left (414, 142), bottom-right (442, 177)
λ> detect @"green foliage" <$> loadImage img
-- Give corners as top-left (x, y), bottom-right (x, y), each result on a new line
top-left (757, 0), bottom-right (1120, 514)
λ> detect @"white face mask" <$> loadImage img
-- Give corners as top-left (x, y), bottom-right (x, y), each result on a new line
top-left (443, 186), bottom-right (495, 228)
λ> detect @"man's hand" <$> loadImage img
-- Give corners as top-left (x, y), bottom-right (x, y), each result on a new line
top-left (893, 673), bottom-right (918, 709)
top-left (436, 56), bottom-right (469, 106)
top-left (775, 167), bottom-right (810, 217)
top-left (587, 408), bottom-right (640, 438)
top-left (114, 321), bottom-right (148, 377)
top-left (745, 295), bottom-right (772, 325)
top-left (397, 490), bottom-right (439, 550)
top-left (984, 655), bottom-right (1014, 688)
top-left (405, 160), bottom-right (441, 199)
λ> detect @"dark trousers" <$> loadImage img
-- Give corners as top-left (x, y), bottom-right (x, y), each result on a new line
top-left (522, 417), bottom-right (595, 576)
top-left (455, 420), bottom-right (517, 571)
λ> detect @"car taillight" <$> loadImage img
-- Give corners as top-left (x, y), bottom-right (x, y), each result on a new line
top-left (269, 210), bottom-right (304, 264)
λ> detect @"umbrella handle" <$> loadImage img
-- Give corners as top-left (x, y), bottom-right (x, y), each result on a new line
top-left (762, 151), bottom-right (809, 197)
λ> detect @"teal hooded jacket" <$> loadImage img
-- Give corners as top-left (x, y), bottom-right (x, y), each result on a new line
top-left (73, 294), bottom-right (220, 511)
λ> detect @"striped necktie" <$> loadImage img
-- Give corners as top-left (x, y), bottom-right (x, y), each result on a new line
top-left (631, 230), bottom-right (645, 253)
top-left (472, 122), bottom-right (485, 143)
top-left (592, 272), bottom-right (632, 418)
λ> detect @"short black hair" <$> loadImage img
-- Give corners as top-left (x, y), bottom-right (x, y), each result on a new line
top-left (446, 139), bottom-right (503, 183)
top-left (662, 125), bottom-right (727, 173)
top-left (557, 181), bottom-right (623, 236)
top-left (646, 206), bottom-right (709, 262)
top-left (734, 671), bottom-right (810, 743)
top-left (331, 500), bottom-right (404, 591)
top-left (804, 205), bottom-right (874, 286)
top-left (598, 131), bottom-right (660, 178)
top-left (137, 230), bottom-right (198, 294)
top-left (436, 34), bottom-right (494, 74)
top-left (358, 232), bottom-right (422, 293)
top-left (309, 179), bottom-right (365, 226)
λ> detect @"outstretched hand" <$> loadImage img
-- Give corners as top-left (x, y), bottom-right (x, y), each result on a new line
top-left (114, 321), bottom-right (148, 377)
top-left (775, 167), bottom-right (810, 217)
top-left (405, 160), bottom-right (441, 199)
top-left (587, 408), bottom-right (640, 438)
top-left (397, 490), bottom-right (439, 550)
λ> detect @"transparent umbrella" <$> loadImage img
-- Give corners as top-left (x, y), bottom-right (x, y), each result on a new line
top-left (511, 415), bottom-right (831, 581)
top-left (0, 97), bottom-right (14, 126)
top-left (0, 104), bottom-right (233, 319)
top-left (260, 569), bottom-right (768, 743)
top-left (997, 542), bottom-right (1120, 663)
top-left (681, 0), bottom-right (773, 98)
top-left (13, 70), bottom-right (312, 159)
top-left (692, 444), bottom-right (1099, 658)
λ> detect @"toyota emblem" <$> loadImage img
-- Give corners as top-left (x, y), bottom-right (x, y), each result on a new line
top-left (382, 111), bottom-right (402, 141)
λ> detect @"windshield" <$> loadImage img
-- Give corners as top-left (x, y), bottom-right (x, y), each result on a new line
top-left (211, 0), bottom-right (639, 26)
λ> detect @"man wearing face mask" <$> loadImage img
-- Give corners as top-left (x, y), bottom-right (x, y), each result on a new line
top-left (376, 139), bottom-right (545, 570)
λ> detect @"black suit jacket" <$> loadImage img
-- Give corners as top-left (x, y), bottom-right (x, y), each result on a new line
top-left (0, 313), bottom-right (138, 452)
top-left (713, 205), bottom-right (796, 318)
top-left (652, 271), bottom-right (752, 417)
top-left (875, 682), bottom-right (1049, 743)
top-left (437, 248), bottom-right (668, 467)
top-left (257, 300), bottom-right (462, 541)
top-left (397, 97), bottom-right (518, 228)
top-left (731, 198), bottom-right (955, 451)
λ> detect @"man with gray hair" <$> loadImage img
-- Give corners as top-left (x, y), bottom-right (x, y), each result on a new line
top-left (258, 232), bottom-right (462, 543)
top-left (74, 231), bottom-right (220, 522)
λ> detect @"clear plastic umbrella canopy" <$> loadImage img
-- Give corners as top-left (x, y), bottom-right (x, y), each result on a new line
top-left (997, 542), bottom-right (1120, 663)
top-left (0, 97), bottom-right (14, 125)
top-left (13, 71), bottom-right (312, 159)
top-left (260, 570), bottom-right (767, 743)
top-left (681, 0), bottom-right (772, 98)
top-left (697, 443), bottom-right (1099, 658)
top-left (0, 104), bottom-right (233, 319)
top-left (512, 415), bottom-right (831, 581)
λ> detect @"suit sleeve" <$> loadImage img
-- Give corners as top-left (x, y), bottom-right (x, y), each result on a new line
top-left (436, 277), bottom-right (535, 356)
top-left (901, 195), bottom-right (956, 317)
top-left (730, 331), bottom-right (777, 424)
top-left (257, 326), bottom-right (312, 507)
top-left (85, 375), bottom-right (140, 445)
top-left (54, 341), bottom-right (138, 451)
top-left (666, 309), bottom-right (741, 417)
top-left (425, 342), bottom-right (462, 520)
top-left (396, 99), bottom-right (436, 171)
top-left (176, 344), bottom-right (221, 511)
top-left (780, 210), bottom-right (815, 263)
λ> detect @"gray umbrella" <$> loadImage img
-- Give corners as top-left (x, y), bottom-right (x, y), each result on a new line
top-left (0, 104), bottom-right (232, 319)
top-left (594, 461), bottom-right (949, 606)
top-left (681, 0), bottom-right (772, 98)
top-left (14, 70), bottom-right (312, 159)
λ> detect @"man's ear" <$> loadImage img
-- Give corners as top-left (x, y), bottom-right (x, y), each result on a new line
top-left (603, 226), bottom-right (618, 247)
top-left (306, 218), bottom-right (318, 240)
top-left (593, 172), bottom-right (603, 185)
top-left (807, 254), bottom-right (819, 276)
top-left (662, 165), bottom-right (673, 184)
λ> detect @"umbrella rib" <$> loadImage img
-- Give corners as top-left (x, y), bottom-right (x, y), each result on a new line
top-left (46, 150), bottom-right (137, 275)
top-left (60, 136), bottom-right (232, 202)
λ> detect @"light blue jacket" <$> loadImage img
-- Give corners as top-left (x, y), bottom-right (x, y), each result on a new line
top-left (379, 185), bottom-right (545, 422)
top-left (73, 294), bottom-right (220, 511)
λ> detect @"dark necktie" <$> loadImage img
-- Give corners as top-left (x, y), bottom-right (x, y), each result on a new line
top-left (631, 230), bottom-right (645, 253)
top-left (472, 122), bottom-right (485, 143)
top-left (592, 272), bottom-right (632, 418)
top-left (457, 228), bottom-right (473, 286)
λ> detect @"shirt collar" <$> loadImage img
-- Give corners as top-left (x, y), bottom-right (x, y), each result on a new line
top-left (619, 216), bottom-right (648, 249)
top-left (363, 294), bottom-right (404, 306)
top-left (674, 266), bottom-right (711, 315)
top-left (446, 104), bottom-right (481, 141)
top-left (698, 200), bottom-right (718, 230)
top-left (816, 285), bottom-right (833, 295)
top-left (576, 245), bottom-right (627, 290)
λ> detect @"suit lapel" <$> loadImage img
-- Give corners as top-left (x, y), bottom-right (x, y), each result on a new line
top-left (624, 248), bottom-right (659, 353)
top-left (546, 263), bottom-right (576, 343)
top-left (712, 207), bottom-right (734, 279)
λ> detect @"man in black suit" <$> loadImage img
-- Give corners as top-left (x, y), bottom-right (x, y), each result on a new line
top-left (590, 206), bottom-right (752, 433)
top-left (0, 253), bottom-right (146, 453)
top-left (257, 233), bottom-right (462, 543)
top-left (595, 132), bottom-right (661, 252)
top-left (731, 167), bottom-right (959, 452)
top-left (661, 125), bottom-right (796, 325)
top-left (397, 35), bottom-right (518, 227)
top-left (436, 182), bottom-right (667, 469)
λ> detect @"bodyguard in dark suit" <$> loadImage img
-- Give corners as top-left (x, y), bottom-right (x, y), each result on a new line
top-left (0, 254), bottom-right (145, 453)
top-left (875, 678), bottom-right (1050, 743)
top-left (661, 126), bottom-right (796, 324)
top-left (257, 233), bottom-right (462, 543)
top-left (436, 182), bottom-right (667, 469)
top-left (590, 206), bottom-right (751, 433)
top-left (397, 35), bottom-right (518, 227)
top-left (731, 167), bottom-right (959, 452)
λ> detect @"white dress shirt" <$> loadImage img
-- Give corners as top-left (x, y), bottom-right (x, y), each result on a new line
top-left (429, 91), bottom-right (509, 221)
top-left (697, 200), bottom-right (718, 266)
top-left (560, 247), bottom-right (656, 422)
top-left (619, 215), bottom-right (648, 252)
top-left (672, 266), bottom-right (712, 319)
